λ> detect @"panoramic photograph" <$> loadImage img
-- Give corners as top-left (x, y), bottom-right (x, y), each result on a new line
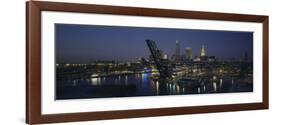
top-left (55, 24), bottom-right (253, 100)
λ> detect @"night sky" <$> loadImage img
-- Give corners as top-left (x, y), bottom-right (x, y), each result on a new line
top-left (55, 24), bottom-right (253, 63)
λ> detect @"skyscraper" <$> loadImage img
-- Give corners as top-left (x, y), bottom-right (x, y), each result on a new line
top-left (185, 47), bottom-right (192, 60)
top-left (200, 44), bottom-right (206, 57)
top-left (175, 40), bottom-right (180, 61)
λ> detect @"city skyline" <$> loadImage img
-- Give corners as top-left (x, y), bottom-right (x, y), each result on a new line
top-left (55, 24), bottom-right (253, 63)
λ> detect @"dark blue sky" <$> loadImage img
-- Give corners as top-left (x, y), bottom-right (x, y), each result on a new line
top-left (55, 24), bottom-right (253, 63)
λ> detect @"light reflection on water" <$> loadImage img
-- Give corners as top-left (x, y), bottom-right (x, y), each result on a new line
top-left (213, 82), bottom-right (217, 92)
top-left (72, 80), bottom-right (77, 86)
top-left (220, 78), bottom-right (223, 88)
top-left (57, 72), bottom-right (253, 99)
top-left (156, 81), bottom-right (159, 95)
top-left (125, 76), bottom-right (128, 85)
top-left (203, 85), bottom-right (206, 92)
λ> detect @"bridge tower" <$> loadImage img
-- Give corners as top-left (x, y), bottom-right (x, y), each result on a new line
top-left (145, 40), bottom-right (172, 79)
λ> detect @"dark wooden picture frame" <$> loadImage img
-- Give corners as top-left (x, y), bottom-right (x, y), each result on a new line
top-left (26, 1), bottom-right (269, 124)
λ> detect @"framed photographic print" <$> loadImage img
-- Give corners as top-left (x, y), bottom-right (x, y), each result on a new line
top-left (26, 1), bottom-right (269, 124)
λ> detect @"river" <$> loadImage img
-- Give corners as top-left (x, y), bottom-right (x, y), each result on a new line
top-left (56, 73), bottom-right (253, 100)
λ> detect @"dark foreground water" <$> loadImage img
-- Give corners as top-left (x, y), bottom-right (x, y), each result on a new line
top-left (56, 73), bottom-right (253, 100)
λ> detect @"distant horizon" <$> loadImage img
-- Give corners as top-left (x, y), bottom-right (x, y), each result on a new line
top-left (55, 24), bottom-right (253, 63)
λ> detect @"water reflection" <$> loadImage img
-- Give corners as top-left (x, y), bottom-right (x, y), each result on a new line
top-left (72, 80), bottom-right (77, 86)
top-left (213, 82), bottom-right (217, 92)
top-left (220, 78), bottom-right (223, 88)
top-left (125, 76), bottom-right (128, 85)
top-left (176, 85), bottom-right (180, 94)
top-left (56, 72), bottom-right (253, 99)
top-left (203, 85), bottom-right (206, 92)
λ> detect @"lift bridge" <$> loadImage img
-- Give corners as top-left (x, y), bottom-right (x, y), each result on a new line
top-left (145, 40), bottom-right (173, 80)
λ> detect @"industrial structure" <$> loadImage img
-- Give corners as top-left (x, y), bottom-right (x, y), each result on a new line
top-left (145, 40), bottom-right (172, 80)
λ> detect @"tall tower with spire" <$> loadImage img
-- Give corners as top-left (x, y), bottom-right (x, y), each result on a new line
top-left (200, 44), bottom-right (206, 57)
top-left (175, 40), bottom-right (180, 61)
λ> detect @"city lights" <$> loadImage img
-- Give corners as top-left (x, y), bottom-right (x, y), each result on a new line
top-left (55, 24), bottom-right (253, 99)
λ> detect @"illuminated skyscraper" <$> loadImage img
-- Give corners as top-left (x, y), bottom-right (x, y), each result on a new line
top-left (185, 47), bottom-right (192, 59)
top-left (200, 44), bottom-right (206, 57)
top-left (175, 40), bottom-right (180, 61)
